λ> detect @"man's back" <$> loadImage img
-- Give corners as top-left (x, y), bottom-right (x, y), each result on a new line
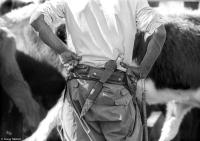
top-left (28, 0), bottom-right (166, 141)
top-left (61, 0), bottom-right (136, 68)
top-left (37, 0), bottom-right (160, 69)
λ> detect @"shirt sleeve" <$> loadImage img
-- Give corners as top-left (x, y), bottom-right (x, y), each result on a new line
top-left (136, 0), bottom-right (165, 35)
top-left (36, 0), bottom-right (67, 26)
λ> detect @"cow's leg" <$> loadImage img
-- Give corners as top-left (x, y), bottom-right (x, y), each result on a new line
top-left (0, 27), bottom-right (40, 130)
top-left (159, 101), bottom-right (192, 141)
top-left (23, 94), bottom-right (64, 141)
top-left (24, 89), bottom-right (89, 141)
top-left (23, 91), bottom-right (78, 141)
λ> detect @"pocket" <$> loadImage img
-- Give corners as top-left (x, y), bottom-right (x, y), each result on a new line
top-left (86, 84), bottom-right (133, 121)
top-left (68, 79), bottom-right (96, 107)
top-left (115, 88), bottom-right (132, 106)
top-left (95, 84), bottom-right (132, 106)
top-left (69, 79), bottom-right (79, 101)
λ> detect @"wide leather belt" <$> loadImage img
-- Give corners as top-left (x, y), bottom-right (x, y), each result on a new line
top-left (70, 64), bottom-right (126, 85)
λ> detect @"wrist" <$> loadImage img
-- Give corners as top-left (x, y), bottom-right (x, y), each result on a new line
top-left (57, 44), bottom-right (68, 54)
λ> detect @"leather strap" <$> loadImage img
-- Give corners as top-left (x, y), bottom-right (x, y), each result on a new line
top-left (71, 64), bottom-right (126, 85)
top-left (80, 60), bottom-right (117, 117)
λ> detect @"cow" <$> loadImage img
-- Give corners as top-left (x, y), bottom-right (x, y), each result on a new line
top-left (0, 3), bottom-right (65, 70)
top-left (134, 13), bottom-right (200, 141)
top-left (0, 26), bottom-right (65, 140)
top-left (0, 27), bottom-right (41, 134)
top-left (147, 105), bottom-right (200, 141)
top-left (0, 0), bottom-right (49, 17)
top-left (0, 2), bottom-right (67, 140)
top-left (0, 0), bottom-right (33, 16)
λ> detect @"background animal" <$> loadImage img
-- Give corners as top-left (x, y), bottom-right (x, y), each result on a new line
top-left (0, 0), bottom-right (41, 16)
top-left (134, 13), bottom-right (200, 141)
top-left (0, 27), bottom-right (65, 140)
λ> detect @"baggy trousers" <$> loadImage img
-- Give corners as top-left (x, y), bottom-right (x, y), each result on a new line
top-left (63, 79), bottom-right (143, 141)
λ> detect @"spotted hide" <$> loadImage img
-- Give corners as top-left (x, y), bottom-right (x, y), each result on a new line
top-left (0, 27), bottom-right (65, 140)
top-left (0, 0), bottom-right (34, 16)
top-left (134, 13), bottom-right (200, 141)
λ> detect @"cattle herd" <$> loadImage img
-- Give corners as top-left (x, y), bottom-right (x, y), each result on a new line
top-left (1, 0), bottom-right (200, 141)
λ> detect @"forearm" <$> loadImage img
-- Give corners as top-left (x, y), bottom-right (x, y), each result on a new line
top-left (140, 25), bottom-right (166, 78)
top-left (30, 13), bottom-right (67, 54)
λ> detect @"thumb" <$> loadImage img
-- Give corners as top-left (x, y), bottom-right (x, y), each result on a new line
top-left (71, 53), bottom-right (82, 61)
top-left (120, 62), bottom-right (129, 69)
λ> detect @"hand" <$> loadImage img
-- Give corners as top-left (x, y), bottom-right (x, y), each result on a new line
top-left (59, 50), bottom-right (82, 68)
top-left (120, 62), bottom-right (141, 79)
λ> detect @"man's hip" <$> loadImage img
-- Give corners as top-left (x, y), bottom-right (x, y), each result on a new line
top-left (64, 65), bottom-right (143, 141)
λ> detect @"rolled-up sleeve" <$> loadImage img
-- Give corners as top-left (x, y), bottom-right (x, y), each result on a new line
top-left (136, 0), bottom-right (165, 35)
top-left (36, 0), bottom-right (67, 26)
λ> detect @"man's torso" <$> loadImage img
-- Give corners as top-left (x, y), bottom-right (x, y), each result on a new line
top-left (64, 0), bottom-right (138, 69)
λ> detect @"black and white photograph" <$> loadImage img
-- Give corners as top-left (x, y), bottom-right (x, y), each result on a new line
top-left (1, 0), bottom-right (200, 141)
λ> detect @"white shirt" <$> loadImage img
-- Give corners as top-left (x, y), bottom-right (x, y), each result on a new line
top-left (36, 0), bottom-right (164, 70)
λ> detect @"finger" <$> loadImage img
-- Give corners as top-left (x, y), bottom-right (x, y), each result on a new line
top-left (59, 55), bottom-right (65, 64)
top-left (71, 60), bottom-right (79, 66)
top-left (63, 63), bottom-right (73, 72)
top-left (69, 60), bottom-right (79, 67)
top-left (59, 54), bottom-right (72, 64)
top-left (71, 53), bottom-right (82, 61)
top-left (63, 63), bottom-right (70, 68)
